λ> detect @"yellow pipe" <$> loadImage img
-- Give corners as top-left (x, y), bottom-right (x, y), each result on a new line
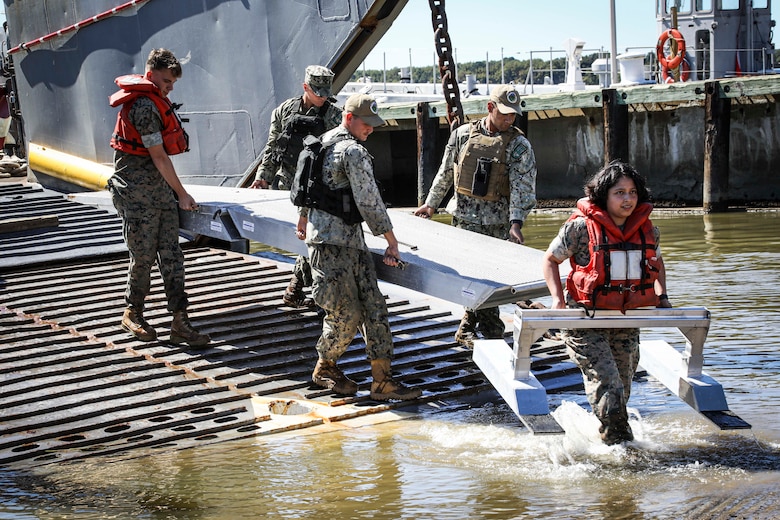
top-left (28, 142), bottom-right (113, 191)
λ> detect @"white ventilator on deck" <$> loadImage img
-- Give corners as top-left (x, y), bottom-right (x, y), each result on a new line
top-left (473, 307), bottom-right (751, 434)
top-left (561, 38), bottom-right (587, 91)
top-left (616, 52), bottom-right (652, 85)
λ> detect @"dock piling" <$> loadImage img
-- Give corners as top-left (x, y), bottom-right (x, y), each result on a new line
top-left (602, 88), bottom-right (629, 164)
top-left (416, 101), bottom-right (440, 206)
top-left (703, 81), bottom-right (731, 212)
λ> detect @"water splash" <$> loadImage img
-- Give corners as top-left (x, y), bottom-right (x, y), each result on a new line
top-left (416, 399), bottom-right (780, 488)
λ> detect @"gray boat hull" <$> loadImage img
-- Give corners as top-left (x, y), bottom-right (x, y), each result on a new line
top-left (3, 0), bottom-right (407, 188)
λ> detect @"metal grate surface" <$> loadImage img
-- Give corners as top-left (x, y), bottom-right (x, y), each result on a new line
top-left (0, 182), bottom-right (580, 467)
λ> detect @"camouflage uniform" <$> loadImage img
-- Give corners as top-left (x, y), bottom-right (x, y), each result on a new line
top-left (304, 126), bottom-right (394, 361)
top-left (254, 95), bottom-right (341, 301)
top-left (548, 217), bottom-right (662, 442)
top-left (254, 96), bottom-right (342, 190)
top-left (425, 117), bottom-right (537, 337)
top-left (108, 96), bottom-right (188, 313)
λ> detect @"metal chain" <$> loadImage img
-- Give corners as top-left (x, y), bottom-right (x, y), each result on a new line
top-left (429, 0), bottom-right (464, 130)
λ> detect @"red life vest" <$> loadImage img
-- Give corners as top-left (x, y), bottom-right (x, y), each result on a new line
top-left (566, 198), bottom-right (661, 312)
top-left (109, 74), bottom-right (189, 156)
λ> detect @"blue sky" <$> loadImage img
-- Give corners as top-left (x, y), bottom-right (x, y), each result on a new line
top-left (362, 0), bottom-right (660, 70)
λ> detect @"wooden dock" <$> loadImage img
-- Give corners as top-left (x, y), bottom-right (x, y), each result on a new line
top-left (365, 74), bottom-right (780, 208)
top-left (379, 75), bottom-right (780, 122)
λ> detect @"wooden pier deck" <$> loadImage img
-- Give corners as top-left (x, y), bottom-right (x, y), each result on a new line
top-left (377, 75), bottom-right (780, 124)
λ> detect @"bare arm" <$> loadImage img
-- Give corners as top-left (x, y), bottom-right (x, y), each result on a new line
top-left (414, 204), bottom-right (434, 218)
top-left (655, 257), bottom-right (672, 308)
top-left (296, 215), bottom-right (307, 240)
top-left (382, 229), bottom-right (401, 267)
top-left (542, 250), bottom-right (566, 309)
top-left (148, 144), bottom-right (198, 211)
top-left (509, 222), bottom-right (525, 244)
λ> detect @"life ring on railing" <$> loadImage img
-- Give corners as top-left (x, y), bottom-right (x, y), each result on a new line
top-left (656, 29), bottom-right (686, 70)
top-left (661, 58), bottom-right (690, 83)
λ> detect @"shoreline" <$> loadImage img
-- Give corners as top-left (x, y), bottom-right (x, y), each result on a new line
top-left (532, 198), bottom-right (780, 213)
top-left (4, 177), bottom-right (778, 214)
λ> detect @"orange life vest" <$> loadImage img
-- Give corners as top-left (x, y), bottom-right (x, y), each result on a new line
top-left (566, 198), bottom-right (661, 312)
top-left (109, 74), bottom-right (189, 156)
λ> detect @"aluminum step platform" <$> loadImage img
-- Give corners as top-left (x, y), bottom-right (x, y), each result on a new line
top-left (473, 307), bottom-right (752, 434)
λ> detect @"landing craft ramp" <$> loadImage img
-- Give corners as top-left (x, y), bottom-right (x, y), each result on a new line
top-left (1, 181), bottom-right (582, 467)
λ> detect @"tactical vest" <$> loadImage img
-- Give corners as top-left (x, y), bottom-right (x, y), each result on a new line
top-left (454, 122), bottom-right (521, 202)
top-left (274, 99), bottom-right (329, 170)
top-left (291, 134), bottom-right (364, 225)
top-left (109, 74), bottom-right (189, 156)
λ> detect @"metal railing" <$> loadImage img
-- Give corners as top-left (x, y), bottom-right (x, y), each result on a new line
top-left (357, 43), bottom-right (777, 96)
top-left (524, 47), bottom-right (614, 93)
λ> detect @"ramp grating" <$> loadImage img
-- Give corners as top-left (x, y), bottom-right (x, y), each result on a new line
top-left (0, 182), bottom-right (579, 467)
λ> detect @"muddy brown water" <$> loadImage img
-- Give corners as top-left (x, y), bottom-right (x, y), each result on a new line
top-left (2, 210), bottom-right (779, 519)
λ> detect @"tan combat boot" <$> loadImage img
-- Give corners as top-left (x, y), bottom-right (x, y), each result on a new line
top-left (454, 310), bottom-right (478, 348)
top-left (121, 308), bottom-right (157, 342)
top-left (169, 310), bottom-right (211, 347)
top-left (370, 358), bottom-right (422, 401)
top-left (282, 274), bottom-right (316, 308)
top-left (311, 358), bottom-right (359, 395)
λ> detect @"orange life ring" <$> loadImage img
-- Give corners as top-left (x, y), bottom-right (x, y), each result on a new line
top-left (656, 29), bottom-right (686, 70)
top-left (661, 58), bottom-right (690, 83)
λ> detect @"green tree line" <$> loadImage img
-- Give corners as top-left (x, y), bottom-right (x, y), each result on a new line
top-left (350, 53), bottom-right (635, 86)
top-left (355, 50), bottom-right (777, 86)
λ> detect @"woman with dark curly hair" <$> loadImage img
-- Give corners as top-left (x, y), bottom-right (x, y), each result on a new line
top-left (542, 160), bottom-right (672, 445)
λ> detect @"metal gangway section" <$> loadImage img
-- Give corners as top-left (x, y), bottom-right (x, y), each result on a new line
top-left (96, 185), bottom-right (558, 310)
top-left (473, 307), bottom-right (752, 434)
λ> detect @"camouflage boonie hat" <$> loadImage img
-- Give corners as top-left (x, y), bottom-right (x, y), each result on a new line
top-left (490, 85), bottom-right (522, 115)
top-left (305, 65), bottom-right (334, 98)
top-left (344, 93), bottom-right (385, 127)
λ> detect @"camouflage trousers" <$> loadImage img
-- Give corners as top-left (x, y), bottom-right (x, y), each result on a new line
top-left (561, 327), bottom-right (640, 429)
top-left (292, 255), bottom-right (312, 286)
top-left (451, 216), bottom-right (509, 240)
top-left (451, 216), bottom-right (508, 337)
top-left (308, 243), bottom-right (393, 361)
top-left (113, 196), bottom-right (188, 313)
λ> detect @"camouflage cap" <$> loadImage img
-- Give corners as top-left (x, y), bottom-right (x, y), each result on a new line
top-left (490, 85), bottom-right (522, 115)
top-left (305, 65), bottom-right (334, 98)
top-left (344, 93), bottom-right (385, 127)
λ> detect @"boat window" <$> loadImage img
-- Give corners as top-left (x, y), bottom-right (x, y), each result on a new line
top-left (665, 0), bottom-right (692, 13)
top-left (695, 0), bottom-right (712, 11)
top-left (718, 0), bottom-right (740, 10)
top-left (753, 0), bottom-right (768, 8)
